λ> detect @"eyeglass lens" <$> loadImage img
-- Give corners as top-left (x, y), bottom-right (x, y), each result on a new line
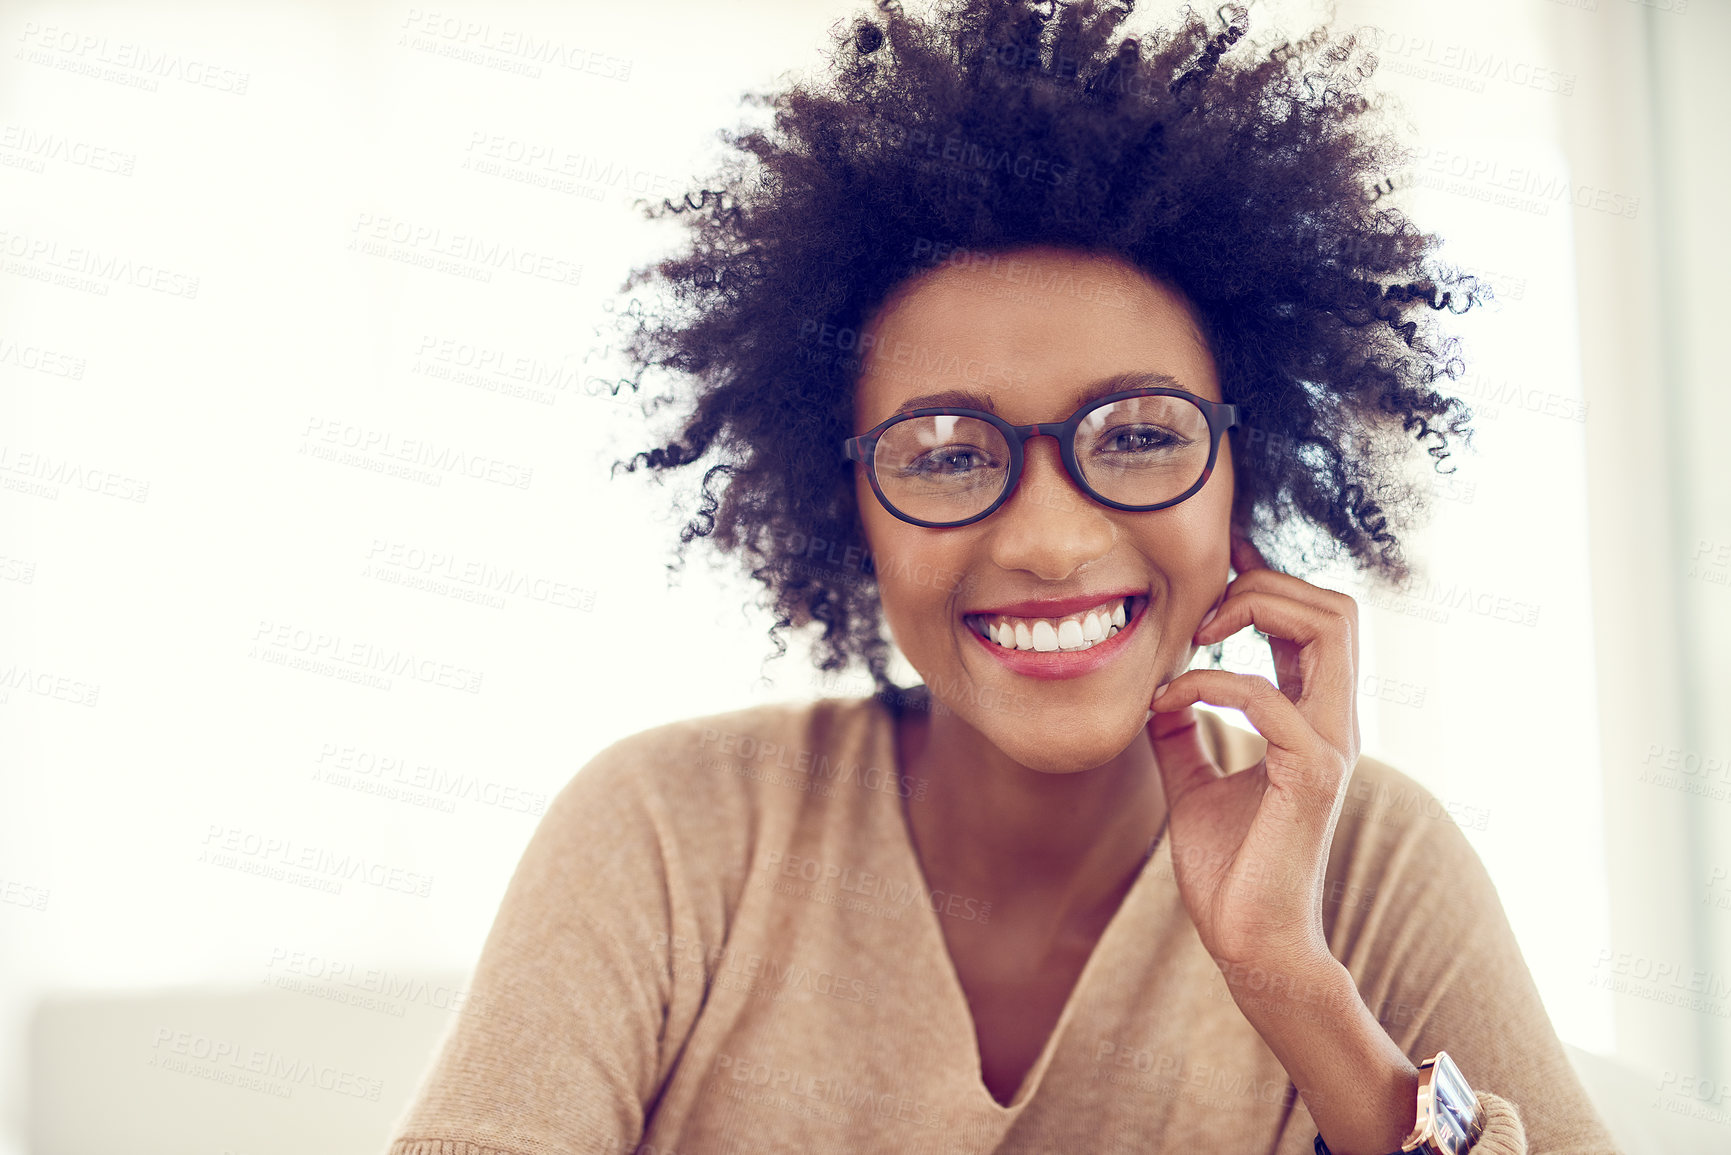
top-left (871, 394), bottom-right (1212, 524)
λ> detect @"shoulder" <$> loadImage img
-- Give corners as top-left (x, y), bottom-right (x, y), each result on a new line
top-left (1332, 747), bottom-right (1491, 877)
top-left (502, 696), bottom-right (888, 934)
top-left (1204, 713), bottom-right (1510, 973)
top-left (1196, 708), bottom-right (1483, 855)
top-left (553, 694), bottom-right (889, 837)
top-left (1197, 709), bottom-right (1494, 914)
top-left (573, 695), bottom-right (882, 791)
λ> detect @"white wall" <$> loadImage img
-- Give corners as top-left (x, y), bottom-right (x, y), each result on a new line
top-left (1, 0), bottom-right (1723, 1150)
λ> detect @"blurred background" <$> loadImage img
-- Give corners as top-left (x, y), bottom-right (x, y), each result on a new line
top-left (0, 0), bottom-right (1726, 1151)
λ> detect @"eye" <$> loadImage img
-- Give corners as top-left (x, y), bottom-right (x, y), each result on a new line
top-left (1098, 425), bottom-right (1187, 453)
top-left (906, 447), bottom-right (992, 475)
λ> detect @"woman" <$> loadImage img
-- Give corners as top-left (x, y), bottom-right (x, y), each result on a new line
top-left (385, 2), bottom-right (1618, 1152)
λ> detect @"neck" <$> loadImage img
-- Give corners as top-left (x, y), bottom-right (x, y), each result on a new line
top-left (889, 685), bottom-right (1168, 938)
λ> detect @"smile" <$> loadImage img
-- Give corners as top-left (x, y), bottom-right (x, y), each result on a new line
top-left (963, 595), bottom-right (1146, 652)
top-left (960, 595), bottom-right (1149, 680)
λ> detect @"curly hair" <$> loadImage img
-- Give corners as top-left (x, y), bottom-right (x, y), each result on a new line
top-left (602, 0), bottom-right (1482, 698)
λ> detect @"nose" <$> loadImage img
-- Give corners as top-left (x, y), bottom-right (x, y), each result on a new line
top-left (987, 434), bottom-right (1115, 580)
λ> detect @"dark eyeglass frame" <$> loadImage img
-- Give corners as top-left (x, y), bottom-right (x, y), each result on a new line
top-left (841, 387), bottom-right (1240, 528)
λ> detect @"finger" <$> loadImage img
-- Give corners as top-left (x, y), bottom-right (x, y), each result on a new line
top-left (1227, 535), bottom-right (1363, 621)
top-left (1217, 564), bottom-right (1360, 621)
top-left (1195, 588), bottom-right (1350, 656)
top-left (1151, 670), bottom-right (1344, 802)
top-left (1232, 535), bottom-right (1268, 575)
top-left (1191, 590), bottom-right (1356, 748)
top-left (1143, 697), bottom-right (1224, 814)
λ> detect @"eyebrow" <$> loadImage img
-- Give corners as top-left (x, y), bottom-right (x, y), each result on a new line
top-left (893, 371), bottom-right (1188, 416)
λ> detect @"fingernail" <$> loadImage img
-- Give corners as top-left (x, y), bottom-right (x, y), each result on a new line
top-left (1144, 708), bottom-right (1155, 725)
top-left (1199, 607), bottom-right (1218, 631)
top-left (1153, 680), bottom-right (1170, 698)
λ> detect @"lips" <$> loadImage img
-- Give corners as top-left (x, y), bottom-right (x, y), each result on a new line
top-left (962, 590), bottom-right (1146, 619)
top-left (961, 592), bottom-right (1149, 679)
top-left (960, 594), bottom-right (1148, 640)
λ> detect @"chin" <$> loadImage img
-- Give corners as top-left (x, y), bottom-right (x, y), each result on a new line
top-left (984, 713), bottom-right (1147, 775)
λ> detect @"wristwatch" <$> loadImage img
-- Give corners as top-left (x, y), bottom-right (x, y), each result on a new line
top-left (1312, 1051), bottom-right (1487, 1155)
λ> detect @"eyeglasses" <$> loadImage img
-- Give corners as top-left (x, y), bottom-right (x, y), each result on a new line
top-left (841, 387), bottom-right (1239, 528)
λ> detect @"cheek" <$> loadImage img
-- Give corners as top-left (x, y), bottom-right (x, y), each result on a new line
top-left (1151, 496), bottom-right (1225, 555)
top-left (855, 514), bottom-right (962, 647)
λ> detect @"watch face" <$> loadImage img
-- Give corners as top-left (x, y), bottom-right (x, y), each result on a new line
top-left (1430, 1103), bottom-right (1471, 1154)
top-left (1429, 1054), bottom-right (1483, 1146)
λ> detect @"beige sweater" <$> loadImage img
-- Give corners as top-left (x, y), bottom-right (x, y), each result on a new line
top-left (384, 692), bottom-right (1619, 1154)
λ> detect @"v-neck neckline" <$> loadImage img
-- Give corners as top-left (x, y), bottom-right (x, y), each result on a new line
top-left (868, 688), bottom-right (1182, 1118)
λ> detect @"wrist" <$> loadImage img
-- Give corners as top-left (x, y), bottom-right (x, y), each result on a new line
top-left (1217, 955), bottom-right (1419, 1155)
top-left (1213, 948), bottom-right (1354, 1021)
top-left (1315, 1051), bottom-right (1488, 1155)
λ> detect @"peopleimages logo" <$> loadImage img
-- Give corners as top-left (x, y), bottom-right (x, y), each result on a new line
top-left (0, 446), bottom-right (148, 502)
top-left (0, 228), bottom-right (199, 297)
top-left (348, 213), bottom-right (582, 287)
top-left (14, 22), bottom-right (251, 94)
top-left (712, 1053), bottom-right (945, 1130)
top-left (0, 334), bottom-right (86, 378)
top-left (200, 824), bottom-right (435, 898)
top-left (761, 850), bottom-right (992, 925)
top-left (301, 417), bottom-right (534, 490)
top-left (249, 619), bottom-right (485, 695)
top-left (650, 932), bottom-right (880, 1005)
top-left (149, 1028), bottom-right (382, 1100)
top-left (699, 728), bottom-right (927, 800)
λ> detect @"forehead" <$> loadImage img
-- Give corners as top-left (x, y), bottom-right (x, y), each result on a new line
top-left (850, 246), bottom-right (1219, 427)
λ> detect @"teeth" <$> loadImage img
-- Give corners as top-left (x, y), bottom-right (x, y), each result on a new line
top-left (969, 597), bottom-right (1136, 654)
top-left (1082, 612), bottom-right (1104, 643)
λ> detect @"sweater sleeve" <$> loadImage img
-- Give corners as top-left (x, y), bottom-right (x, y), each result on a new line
top-left (381, 739), bottom-right (685, 1155)
top-left (1320, 761), bottom-right (1620, 1155)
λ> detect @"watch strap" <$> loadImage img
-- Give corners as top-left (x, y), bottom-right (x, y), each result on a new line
top-left (1313, 1134), bottom-right (1403, 1155)
top-left (1312, 1050), bottom-right (1485, 1155)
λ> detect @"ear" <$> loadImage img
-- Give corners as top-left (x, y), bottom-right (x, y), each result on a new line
top-left (1224, 519), bottom-right (1246, 580)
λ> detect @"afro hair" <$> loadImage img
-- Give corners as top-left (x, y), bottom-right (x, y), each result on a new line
top-left (602, 0), bottom-right (1483, 697)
